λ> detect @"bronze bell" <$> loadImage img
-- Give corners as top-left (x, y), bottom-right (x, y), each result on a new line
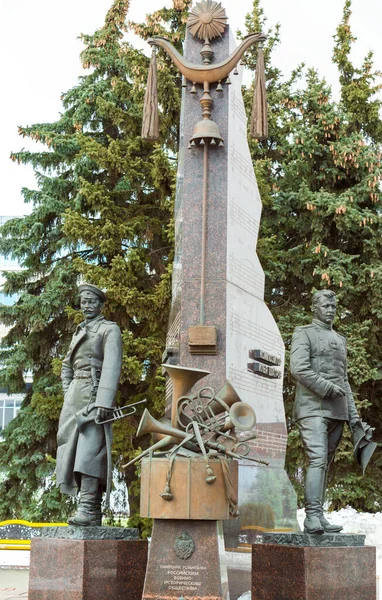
top-left (189, 118), bottom-right (224, 147)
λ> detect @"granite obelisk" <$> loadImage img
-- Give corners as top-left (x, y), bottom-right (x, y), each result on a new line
top-left (162, 16), bottom-right (298, 600)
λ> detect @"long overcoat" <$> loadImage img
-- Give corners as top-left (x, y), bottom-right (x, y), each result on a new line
top-left (56, 314), bottom-right (122, 495)
top-left (290, 319), bottom-right (358, 423)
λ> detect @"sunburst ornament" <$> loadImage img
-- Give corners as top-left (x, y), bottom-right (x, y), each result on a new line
top-left (187, 0), bottom-right (228, 42)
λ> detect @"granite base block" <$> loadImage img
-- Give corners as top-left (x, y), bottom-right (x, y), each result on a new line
top-left (28, 537), bottom-right (148, 600)
top-left (257, 531), bottom-right (366, 547)
top-left (37, 525), bottom-right (140, 540)
top-left (142, 519), bottom-right (229, 600)
top-left (252, 543), bottom-right (376, 600)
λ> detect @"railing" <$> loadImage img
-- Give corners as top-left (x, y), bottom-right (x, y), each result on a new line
top-left (0, 519), bottom-right (68, 550)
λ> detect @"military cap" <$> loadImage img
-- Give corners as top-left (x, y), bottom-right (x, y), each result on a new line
top-left (353, 420), bottom-right (377, 475)
top-left (78, 283), bottom-right (107, 303)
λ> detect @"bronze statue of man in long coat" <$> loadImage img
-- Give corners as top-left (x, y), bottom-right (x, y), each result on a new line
top-left (56, 284), bottom-right (122, 526)
top-left (290, 290), bottom-right (359, 534)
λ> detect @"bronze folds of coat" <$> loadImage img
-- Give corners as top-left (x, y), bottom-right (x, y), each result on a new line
top-left (290, 320), bottom-right (358, 423)
top-left (56, 315), bottom-right (122, 495)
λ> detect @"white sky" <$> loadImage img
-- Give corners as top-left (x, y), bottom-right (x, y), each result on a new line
top-left (1, 0), bottom-right (381, 217)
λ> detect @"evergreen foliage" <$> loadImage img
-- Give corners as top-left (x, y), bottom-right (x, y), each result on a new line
top-left (0, 0), bottom-right (192, 524)
top-left (243, 0), bottom-right (382, 510)
top-left (0, 0), bottom-right (380, 522)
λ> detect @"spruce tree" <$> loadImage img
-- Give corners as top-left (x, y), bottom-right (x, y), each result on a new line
top-left (0, 0), bottom-right (191, 524)
top-left (243, 0), bottom-right (382, 510)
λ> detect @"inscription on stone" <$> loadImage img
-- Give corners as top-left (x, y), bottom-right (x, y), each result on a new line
top-left (161, 564), bottom-right (207, 594)
top-left (249, 348), bottom-right (282, 366)
top-left (248, 361), bottom-right (282, 379)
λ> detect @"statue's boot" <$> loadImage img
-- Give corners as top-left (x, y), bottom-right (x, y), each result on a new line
top-left (303, 467), bottom-right (324, 534)
top-left (318, 467), bottom-right (343, 533)
top-left (68, 475), bottom-right (102, 526)
top-left (318, 514), bottom-right (343, 533)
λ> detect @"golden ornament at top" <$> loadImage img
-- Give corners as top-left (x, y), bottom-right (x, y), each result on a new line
top-left (187, 0), bottom-right (228, 41)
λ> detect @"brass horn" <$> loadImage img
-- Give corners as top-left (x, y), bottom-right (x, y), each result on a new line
top-left (176, 379), bottom-right (242, 430)
top-left (121, 435), bottom-right (174, 469)
top-left (122, 408), bottom-right (190, 470)
top-left (161, 364), bottom-right (210, 427)
top-left (209, 379), bottom-right (242, 414)
top-left (137, 408), bottom-right (187, 441)
top-left (221, 402), bottom-right (257, 432)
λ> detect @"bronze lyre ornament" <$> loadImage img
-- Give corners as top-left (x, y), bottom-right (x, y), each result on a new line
top-left (141, 1), bottom-right (268, 145)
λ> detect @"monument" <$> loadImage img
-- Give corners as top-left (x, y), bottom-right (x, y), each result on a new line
top-left (251, 290), bottom-right (377, 599)
top-left (56, 283), bottom-right (122, 526)
top-left (28, 285), bottom-right (148, 599)
top-left (137, 1), bottom-right (299, 598)
top-left (290, 289), bottom-right (376, 535)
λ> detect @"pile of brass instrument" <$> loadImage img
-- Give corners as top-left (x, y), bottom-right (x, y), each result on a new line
top-left (122, 365), bottom-right (268, 500)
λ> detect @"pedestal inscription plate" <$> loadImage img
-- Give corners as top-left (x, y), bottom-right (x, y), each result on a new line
top-left (142, 519), bottom-right (229, 600)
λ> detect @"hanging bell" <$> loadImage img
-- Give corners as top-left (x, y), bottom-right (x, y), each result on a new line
top-left (216, 80), bottom-right (223, 92)
top-left (233, 66), bottom-right (239, 75)
top-left (226, 76), bottom-right (231, 85)
top-left (190, 140), bottom-right (196, 147)
top-left (218, 140), bottom-right (224, 147)
top-left (190, 82), bottom-right (197, 94)
top-left (210, 138), bottom-right (216, 146)
top-left (182, 76), bottom-right (187, 88)
top-left (187, 141), bottom-right (192, 149)
top-left (199, 138), bottom-right (205, 145)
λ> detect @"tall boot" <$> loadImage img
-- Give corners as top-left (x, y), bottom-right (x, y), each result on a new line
top-left (318, 466), bottom-right (343, 533)
top-left (303, 466), bottom-right (325, 534)
top-left (68, 475), bottom-right (102, 526)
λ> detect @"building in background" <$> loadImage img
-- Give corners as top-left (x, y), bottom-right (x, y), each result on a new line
top-left (0, 216), bottom-right (31, 436)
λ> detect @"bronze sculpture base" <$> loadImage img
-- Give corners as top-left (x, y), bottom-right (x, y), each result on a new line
top-left (142, 519), bottom-right (229, 600)
top-left (140, 456), bottom-right (238, 520)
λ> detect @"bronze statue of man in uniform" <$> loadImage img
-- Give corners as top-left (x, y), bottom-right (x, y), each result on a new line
top-left (290, 290), bottom-right (360, 534)
top-left (56, 284), bottom-right (122, 526)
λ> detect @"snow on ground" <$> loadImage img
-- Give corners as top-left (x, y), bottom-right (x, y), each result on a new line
top-left (0, 552), bottom-right (29, 568)
top-left (1, 509), bottom-right (381, 598)
top-left (297, 508), bottom-right (382, 599)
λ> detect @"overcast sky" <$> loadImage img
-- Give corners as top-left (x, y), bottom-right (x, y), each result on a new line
top-left (1, 0), bottom-right (381, 217)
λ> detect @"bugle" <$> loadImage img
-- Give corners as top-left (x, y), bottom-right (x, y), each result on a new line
top-left (95, 399), bottom-right (147, 424)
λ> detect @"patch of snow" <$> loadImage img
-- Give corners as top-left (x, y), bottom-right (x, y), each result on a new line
top-left (298, 508), bottom-right (382, 599)
top-left (0, 550), bottom-right (30, 567)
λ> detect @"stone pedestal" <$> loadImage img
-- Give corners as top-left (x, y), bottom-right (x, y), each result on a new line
top-left (252, 534), bottom-right (376, 600)
top-left (28, 527), bottom-right (148, 600)
top-left (142, 519), bottom-right (229, 599)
